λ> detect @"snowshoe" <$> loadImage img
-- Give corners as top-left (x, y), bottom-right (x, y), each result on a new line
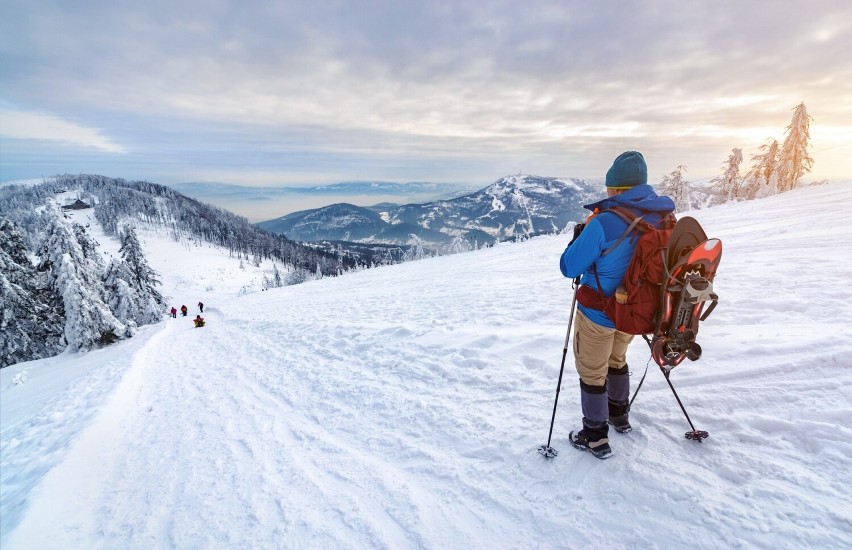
top-left (569, 430), bottom-right (613, 459)
top-left (651, 216), bottom-right (722, 369)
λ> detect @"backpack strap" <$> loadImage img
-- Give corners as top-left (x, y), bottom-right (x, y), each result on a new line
top-left (584, 206), bottom-right (654, 305)
top-left (600, 207), bottom-right (645, 257)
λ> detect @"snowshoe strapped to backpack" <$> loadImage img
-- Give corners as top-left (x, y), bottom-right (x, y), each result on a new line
top-left (652, 216), bottom-right (721, 368)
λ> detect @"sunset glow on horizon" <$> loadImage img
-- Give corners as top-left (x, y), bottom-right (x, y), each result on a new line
top-left (1, 1), bottom-right (850, 187)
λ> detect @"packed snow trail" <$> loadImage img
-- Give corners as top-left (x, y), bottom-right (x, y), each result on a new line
top-left (3, 182), bottom-right (852, 548)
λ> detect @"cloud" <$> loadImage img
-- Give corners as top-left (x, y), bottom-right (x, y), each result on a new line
top-left (1, 1), bottom-right (851, 184)
top-left (0, 109), bottom-right (127, 153)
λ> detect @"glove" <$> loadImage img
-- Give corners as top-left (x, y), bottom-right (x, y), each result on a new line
top-left (569, 223), bottom-right (585, 245)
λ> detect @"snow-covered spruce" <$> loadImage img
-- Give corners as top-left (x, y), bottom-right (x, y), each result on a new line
top-left (36, 203), bottom-right (128, 351)
top-left (0, 218), bottom-right (64, 367)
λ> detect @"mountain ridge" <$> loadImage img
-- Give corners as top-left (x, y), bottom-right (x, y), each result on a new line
top-left (257, 174), bottom-right (602, 246)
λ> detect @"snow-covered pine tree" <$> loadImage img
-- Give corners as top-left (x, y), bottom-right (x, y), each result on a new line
top-left (742, 139), bottom-right (780, 200)
top-left (0, 218), bottom-right (65, 367)
top-left (119, 227), bottom-right (158, 294)
top-left (709, 148), bottom-right (743, 206)
top-left (776, 102), bottom-right (814, 193)
top-left (659, 165), bottom-right (692, 212)
top-left (37, 204), bottom-right (127, 352)
top-left (74, 223), bottom-right (103, 270)
top-left (116, 227), bottom-right (166, 325)
top-left (102, 258), bottom-right (143, 328)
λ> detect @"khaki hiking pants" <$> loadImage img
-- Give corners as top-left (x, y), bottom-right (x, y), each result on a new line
top-left (573, 310), bottom-right (634, 386)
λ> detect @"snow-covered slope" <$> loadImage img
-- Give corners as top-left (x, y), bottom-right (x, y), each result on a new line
top-left (2, 182), bottom-right (851, 548)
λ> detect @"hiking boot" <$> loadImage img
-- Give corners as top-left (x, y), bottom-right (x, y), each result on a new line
top-left (608, 398), bottom-right (632, 433)
top-left (608, 413), bottom-right (632, 433)
top-left (569, 430), bottom-right (613, 460)
top-left (608, 399), bottom-right (633, 434)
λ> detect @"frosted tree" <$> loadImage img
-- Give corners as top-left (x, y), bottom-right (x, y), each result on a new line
top-left (119, 227), bottom-right (163, 302)
top-left (659, 165), bottom-right (692, 212)
top-left (263, 263), bottom-right (285, 289)
top-left (56, 255), bottom-right (128, 350)
top-left (709, 148), bottom-right (744, 205)
top-left (742, 139), bottom-right (780, 200)
top-left (446, 236), bottom-right (472, 255)
top-left (272, 263), bottom-right (283, 287)
top-left (102, 258), bottom-right (143, 327)
top-left (287, 268), bottom-right (313, 285)
top-left (115, 226), bottom-right (164, 322)
top-left (74, 223), bottom-right (103, 269)
top-left (0, 218), bottom-right (64, 367)
top-left (405, 234), bottom-right (426, 262)
top-left (776, 102), bottom-right (814, 193)
top-left (37, 205), bottom-right (127, 352)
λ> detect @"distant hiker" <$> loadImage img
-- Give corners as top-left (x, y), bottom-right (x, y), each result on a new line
top-left (194, 315), bottom-right (205, 328)
top-left (198, 301), bottom-right (204, 313)
top-left (559, 151), bottom-right (676, 459)
top-left (170, 307), bottom-right (177, 318)
top-left (181, 305), bottom-right (188, 317)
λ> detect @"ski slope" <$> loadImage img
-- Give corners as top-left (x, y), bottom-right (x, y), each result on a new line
top-left (2, 182), bottom-right (851, 549)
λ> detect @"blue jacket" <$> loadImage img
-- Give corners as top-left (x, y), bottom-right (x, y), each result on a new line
top-left (560, 184), bottom-right (675, 328)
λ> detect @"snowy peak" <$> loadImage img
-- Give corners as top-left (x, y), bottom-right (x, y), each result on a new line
top-left (483, 174), bottom-right (581, 195)
top-left (258, 175), bottom-right (602, 247)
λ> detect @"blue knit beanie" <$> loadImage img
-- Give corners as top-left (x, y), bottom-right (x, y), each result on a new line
top-left (605, 151), bottom-right (647, 188)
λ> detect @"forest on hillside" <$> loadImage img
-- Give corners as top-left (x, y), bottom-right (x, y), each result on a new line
top-left (0, 175), bottom-right (363, 368)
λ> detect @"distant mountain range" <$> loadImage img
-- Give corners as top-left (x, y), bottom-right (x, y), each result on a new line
top-left (172, 181), bottom-right (475, 200)
top-left (257, 175), bottom-right (603, 247)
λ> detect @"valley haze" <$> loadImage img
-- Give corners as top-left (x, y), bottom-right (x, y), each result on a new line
top-left (170, 180), bottom-right (479, 222)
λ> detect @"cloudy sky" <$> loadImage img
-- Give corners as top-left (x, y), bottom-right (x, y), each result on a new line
top-left (1, 0), bottom-right (850, 188)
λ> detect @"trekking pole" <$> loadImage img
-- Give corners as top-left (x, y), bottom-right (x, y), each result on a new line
top-left (539, 277), bottom-right (580, 459)
top-left (627, 357), bottom-right (651, 411)
top-left (661, 367), bottom-right (709, 442)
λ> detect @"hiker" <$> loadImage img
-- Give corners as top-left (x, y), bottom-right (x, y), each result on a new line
top-left (180, 305), bottom-right (188, 317)
top-left (559, 151), bottom-right (676, 459)
top-left (170, 307), bottom-right (177, 318)
top-left (198, 301), bottom-right (204, 313)
top-left (194, 315), bottom-right (205, 328)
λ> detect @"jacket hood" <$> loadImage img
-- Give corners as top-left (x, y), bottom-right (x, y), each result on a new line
top-left (584, 184), bottom-right (675, 214)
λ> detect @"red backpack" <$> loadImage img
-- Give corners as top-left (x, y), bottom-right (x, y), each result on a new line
top-left (577, 207), bottom-right (676, 335)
